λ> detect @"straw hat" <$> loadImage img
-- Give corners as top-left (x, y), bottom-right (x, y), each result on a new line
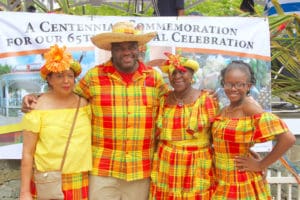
top-left (160, 52), bottom-right (200, 74)
top-left (90, 21), bottom-right (157, 51)
top-left (40, 45), bottom-right (81, 80)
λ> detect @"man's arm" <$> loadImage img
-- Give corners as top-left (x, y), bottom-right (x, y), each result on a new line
top-left (177, 9), bottom-right (184, 16)
top-left (176, 0), bottom-right (184, 16)
top-left (21, 94), bottom-right (40, 113)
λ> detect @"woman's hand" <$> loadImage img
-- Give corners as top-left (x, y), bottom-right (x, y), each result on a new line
top-left (235, 155), bottom-right (264, 172)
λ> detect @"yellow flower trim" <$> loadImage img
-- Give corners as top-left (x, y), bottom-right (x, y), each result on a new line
top-left (40, 45), bottom-right (82, 80)
top-left (44, 44), bottom-right (73, 73)
top-left (161, 52), bottom-right (200, 74)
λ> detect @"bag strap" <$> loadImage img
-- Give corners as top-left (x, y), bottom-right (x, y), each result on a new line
top-left (60, 96), bottom-right (81, 171)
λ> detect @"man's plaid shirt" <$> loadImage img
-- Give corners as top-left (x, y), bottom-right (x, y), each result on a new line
top-left (74, 60), bottom-right (168, 181)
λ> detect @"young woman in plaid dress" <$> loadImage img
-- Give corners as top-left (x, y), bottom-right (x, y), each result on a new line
top-left (211, 61), bottom-right (295, 200)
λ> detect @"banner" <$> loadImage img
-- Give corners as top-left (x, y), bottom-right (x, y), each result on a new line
top-left (0, 12), bottom-right (272, 158)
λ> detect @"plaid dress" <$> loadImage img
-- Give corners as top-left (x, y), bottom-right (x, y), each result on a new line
top-left (150, 92), bottom-right (218, 200)
top-left (211, 112), bottom-right (289, 200)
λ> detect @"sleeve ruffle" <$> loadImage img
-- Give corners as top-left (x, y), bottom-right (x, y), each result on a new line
top-left (21, 111), bottom-right (41, 133)
top-left (253, 112), bottom-right (289, 143)
top-left (188, 92), bottom-right (218, 134)
top-left (212, 112), bottom-right (289, 144)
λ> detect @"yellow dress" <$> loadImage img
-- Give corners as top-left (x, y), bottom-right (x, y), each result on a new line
top-left (22, 105), bottom-right (92, 173)
top-left (22, 105), bottom-right (92, 199)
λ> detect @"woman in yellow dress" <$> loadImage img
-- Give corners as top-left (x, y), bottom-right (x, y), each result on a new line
top-left (20, 45), bottom-right (92, 200)
top-left (150, 53), bottom-right (219, 199)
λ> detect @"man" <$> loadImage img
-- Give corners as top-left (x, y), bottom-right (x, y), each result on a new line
top-left (77, 21), bottom-right (168, 200)
top-left (156, 0), bottom-right (184, 16)
top-left (23, 21), bottom-right (168, 200)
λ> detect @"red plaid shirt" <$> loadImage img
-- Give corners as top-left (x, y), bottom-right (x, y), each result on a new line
top-left (74, 60), bottom-right (168, 181)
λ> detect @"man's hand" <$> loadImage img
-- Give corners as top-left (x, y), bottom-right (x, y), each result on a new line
top-left (21, 94), bottom-right (39, 113)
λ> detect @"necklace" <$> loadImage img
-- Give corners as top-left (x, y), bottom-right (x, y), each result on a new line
top-left (172, 87), bottom-right (192, 107)
top-left (173, 92), bottom-right (184, 107)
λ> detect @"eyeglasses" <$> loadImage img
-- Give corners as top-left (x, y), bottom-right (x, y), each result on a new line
top-left (223, 82), bottom-right (248, 89)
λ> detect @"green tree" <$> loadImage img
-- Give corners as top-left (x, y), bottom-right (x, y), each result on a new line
top-left (0, 64), bottom-right (11, 75)
top-left (29, 0), bottom-right (264, 16)
top-left (186, 0), bottom-right (264, 16)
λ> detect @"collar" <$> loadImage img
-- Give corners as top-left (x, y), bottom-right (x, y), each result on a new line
top-left (102, 60), bottom-right (152, 75)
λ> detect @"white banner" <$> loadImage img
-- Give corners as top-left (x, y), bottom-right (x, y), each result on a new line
top-left (0, 12), bottom-right (270, 60)
top-left (0, 12), bottom-right (272, 158)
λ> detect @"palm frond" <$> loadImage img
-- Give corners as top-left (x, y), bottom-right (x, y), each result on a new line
top-left (269, 0), bottom-right (300, 106)
top-left (32, 0), bottom-right (49, 12)
top-left (56, 0), bottom-right (70, 14)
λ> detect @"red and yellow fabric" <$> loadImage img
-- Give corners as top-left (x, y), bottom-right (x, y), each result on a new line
top-left (30, 172), bottom-right (89, 200)
top-left (74, 60), bottom-right (168, 181)
top-left (211, 112), bottom-right (289, 200)
top-left (150, 92), bottom-right (218, 199)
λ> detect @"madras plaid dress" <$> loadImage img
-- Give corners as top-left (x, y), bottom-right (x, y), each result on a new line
top-left (150, 92), bottom-right (218, 200)
top-left (211, 112), bottom-right (289, 200)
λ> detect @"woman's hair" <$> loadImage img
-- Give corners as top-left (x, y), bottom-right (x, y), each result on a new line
top-left (186, 67), bottom-right (195, 74)
top-left (220, 60), bottom-right (256, 86)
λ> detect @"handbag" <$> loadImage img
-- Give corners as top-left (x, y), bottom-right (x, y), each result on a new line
top-left (34, 97), bottom-right (81, 200)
